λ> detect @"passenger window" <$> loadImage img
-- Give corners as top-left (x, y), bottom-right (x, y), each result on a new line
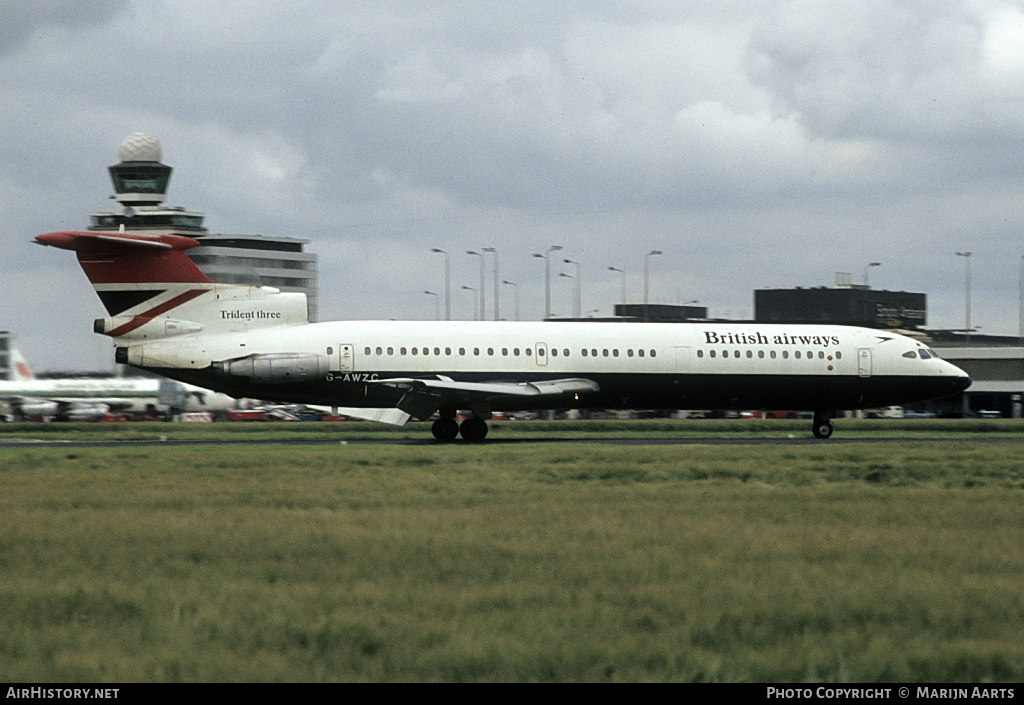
top-left (628, 349), bottom-right (634, 357)
top-left (650, 350), bottom-right (656, 358)
top-left (387, 347), bottom-right (394, 355)
top-left (592, 349), bottom-right (598, 357)
top-left (758, 351), bottom-right (765, 359)
top-left (770, 351), bottom-right (776, 359)
top-left (444, 347), bottom-right (450, 355)
top-left (639, 349), bottom-right (645, 357)
top-left (582, 349), bottom-right (588, 357)
top-left (412, 348), bottom-right (418, 356)
top-left (746, 350), bottom-right (753, 358)
top-left (526, 348), bottom-right (532, 356)
top-left (710, 350), bottom-right (716, 358)
top-left (697, 350), bottom-right (704, 358)
top-left (364, 347), bottom-right (371, 355)
top-left (459, 348), bottom-right (465, 355)
top-left (818, 351), bottom-right (825, 359)
top-left (513, 348), bottom-right (520, 356)
top-left (400, 347), bottom-right (407, 355)
top-left (835, 351), bottom-right (842, 360)
top-left (551, 348), bottom-right (558, 357)
top-left (603, 349), bottom-right (609, 357)
top-left (376, 347), bottom-right (383, 355)
top-left (488, 348), bottom-right (494, 356)
top-left (474, 348), bottom-right (480, 356)
top-left (563, 349), bottom-right (569, 357)
top-left (795, 351), bottom-right (801, 359)
top-left (327, 347), bottom-right (334, 355)
top-left (782, 351), bottom-right (789, 359)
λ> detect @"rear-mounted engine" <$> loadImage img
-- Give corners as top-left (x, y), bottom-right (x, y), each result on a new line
top-left (210, 353), bottom-right (330, 384)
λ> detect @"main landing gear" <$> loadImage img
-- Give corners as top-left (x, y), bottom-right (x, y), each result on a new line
top-left (812, 411), bottom-right (834, 439)
top-left (431, 413), bottom-right (488, 442)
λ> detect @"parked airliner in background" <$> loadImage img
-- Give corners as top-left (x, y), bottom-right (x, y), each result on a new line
top-left (0, 350), bottom-right (236, 421)
top-left (35, 230), bottom-right (971, 440)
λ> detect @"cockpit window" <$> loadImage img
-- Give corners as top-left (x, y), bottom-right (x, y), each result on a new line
top-left (902, 351), bottom-right (918, 359)
top-left (918, 349), bottom-right (932, 359)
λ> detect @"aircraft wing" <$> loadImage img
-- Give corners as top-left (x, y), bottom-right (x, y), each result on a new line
top-left (369, 376), bottom-right (600, 422)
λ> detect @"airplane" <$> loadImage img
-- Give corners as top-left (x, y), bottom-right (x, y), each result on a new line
top-left (34, 230), bottom-right (971, 440)
top-left (0, 349), bottom-right (237, 421)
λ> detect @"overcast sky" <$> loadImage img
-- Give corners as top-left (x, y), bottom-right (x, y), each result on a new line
top-left (3, 0), bottom-right (1023, 371)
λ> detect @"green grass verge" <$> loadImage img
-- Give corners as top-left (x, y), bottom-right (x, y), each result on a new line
top-left (1, 441), bottom-right (1022, 682)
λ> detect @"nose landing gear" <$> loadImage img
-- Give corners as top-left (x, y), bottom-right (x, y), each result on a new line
top-left (812, 411), bottom-right (834, 439)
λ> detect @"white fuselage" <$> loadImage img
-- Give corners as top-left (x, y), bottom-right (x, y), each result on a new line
top-left (147, 320), bottom-right (970, 415)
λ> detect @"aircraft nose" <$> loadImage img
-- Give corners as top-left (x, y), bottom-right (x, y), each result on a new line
top-left (955, 373), bottom-right (972, 392)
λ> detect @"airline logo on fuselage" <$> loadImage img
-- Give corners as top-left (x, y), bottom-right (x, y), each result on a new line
top-left (703, 331), bottom-right (841, 347)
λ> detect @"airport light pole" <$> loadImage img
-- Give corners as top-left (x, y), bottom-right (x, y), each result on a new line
top-left (461, 285), bottom-right (477, 321)
top-left (644, 250), bottom-right (662, 323)
top-left (532, 245), bottom-right (563, 320)
top-left (483, 247), bottom-right (499, 321)
top-left (1019, 256), bottom-right (1024, 344)
top-left (563, 259), bottom-right (581, 318)
top-left (466, 250), bottom-right (486, 321)
top-left (503, 280), bottom-right (519, 321)
top-left (423, 290), bottom-right (440, 321)
top-left (559, 272), bottom-right (575, 318)
top-left (864, 262), bottom-right (881, 288)
top-left (430, 248), bottom-right (450, 320)
top-left (608, 266), bottom-right (626, 309)
top-left (956, 251), bottom-right (972, 341)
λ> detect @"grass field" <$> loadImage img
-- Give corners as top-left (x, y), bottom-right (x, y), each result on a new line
top-left (2, 425), bottom-right (1023, 682)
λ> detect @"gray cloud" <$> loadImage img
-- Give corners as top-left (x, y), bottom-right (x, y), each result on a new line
top-left (3, 1), bottom-right (1023, 370)
top-left (0, 0), bottom-right (128, 55)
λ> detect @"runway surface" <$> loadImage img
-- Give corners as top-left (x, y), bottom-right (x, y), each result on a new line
top-left (4, 436), bottom-right (1024, 448)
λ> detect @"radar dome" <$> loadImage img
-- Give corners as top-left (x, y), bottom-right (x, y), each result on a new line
top-left (118, 132), bottom-right (162, 163)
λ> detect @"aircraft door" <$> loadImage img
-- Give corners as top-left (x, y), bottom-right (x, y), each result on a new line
top-left (858, 348), bottom-right (872, 378)
top-left (674, 347), bottom-right (691, 374)
top-left (535, 343), bottom-right (548, 366)
top-left (338, 344), bottom-right (354, 372)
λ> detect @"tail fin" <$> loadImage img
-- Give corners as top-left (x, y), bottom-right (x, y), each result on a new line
top-left (10, 349), bottom-right (35, 381)
top-left (36, 231), bottom-right (212, 312)
top-left (37, 230), bottom-right (216, 339)
top-left (37, 230), bottom-right (308, 347)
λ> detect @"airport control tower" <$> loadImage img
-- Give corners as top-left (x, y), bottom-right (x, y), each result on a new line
top-left (88, 133), bottom-right (318, 320)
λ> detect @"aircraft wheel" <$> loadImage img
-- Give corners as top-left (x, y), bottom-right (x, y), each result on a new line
top-left (459, 417), bottom-right (488, 442)
top-left (812, 414), bottom-right (834, 439)
top-left (431, 417), bottom-right (459, 441)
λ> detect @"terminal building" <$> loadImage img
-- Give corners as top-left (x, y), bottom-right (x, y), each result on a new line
top-left (87, 133), bottom-right (319, 321)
